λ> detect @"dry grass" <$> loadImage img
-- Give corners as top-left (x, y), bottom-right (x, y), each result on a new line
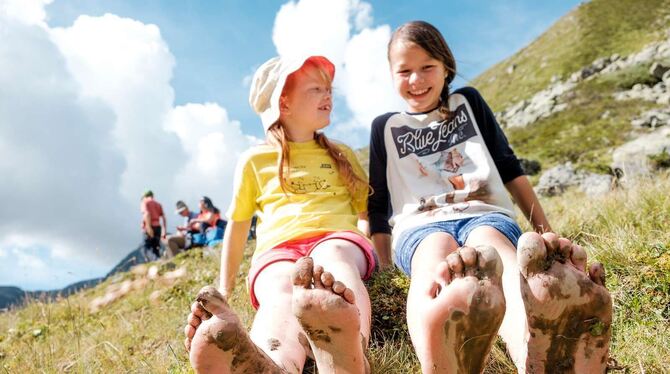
top-left (1, 174), bottom-right (669, 373)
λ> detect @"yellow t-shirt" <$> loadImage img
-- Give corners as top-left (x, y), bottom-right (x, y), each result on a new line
top-left (227, 139), bottom-right (368, 260)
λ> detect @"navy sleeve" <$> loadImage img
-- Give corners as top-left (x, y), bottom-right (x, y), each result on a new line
top-left (368, 112), bottom-right (395, 235)
top-left (455, 87), bottom-right (524, 183)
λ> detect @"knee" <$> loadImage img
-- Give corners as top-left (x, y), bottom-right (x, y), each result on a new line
top-left (417, 232), bottom-right (458, 254)
top-left (311, 240), bottom-right (360, 263)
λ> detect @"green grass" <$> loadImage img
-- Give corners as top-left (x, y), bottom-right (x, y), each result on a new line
top-left (470, 0), bottom-right (670, 112)
top-left (1, 174), bottom-right (670, 373)
top-left (505, 66), bottom-right (658, 173)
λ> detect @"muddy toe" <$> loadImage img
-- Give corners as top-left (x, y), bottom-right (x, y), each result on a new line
top-left (292, 257), bottom-right (315, 288)
top-left (196, 286), bottom-right (229, 315)
top-left (517, 232), bottom-right (548, 277)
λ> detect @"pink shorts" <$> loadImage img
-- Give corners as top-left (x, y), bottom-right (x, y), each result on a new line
top-left (247, 231), bottom-right (376, 310)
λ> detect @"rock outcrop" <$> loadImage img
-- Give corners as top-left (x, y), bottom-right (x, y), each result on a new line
top-left (535, 162), bottom-right (614, 197)
top-left (498, 31), bottom-right (670, 129)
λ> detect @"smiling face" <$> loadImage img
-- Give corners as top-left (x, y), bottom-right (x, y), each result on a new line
top-left (389, 41), bottom-right (447, 113)
top-left (279, 64), bottom-right (333, 140)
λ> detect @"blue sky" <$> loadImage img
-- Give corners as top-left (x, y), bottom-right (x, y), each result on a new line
top-left (0, 0), bottom-right (582, 291)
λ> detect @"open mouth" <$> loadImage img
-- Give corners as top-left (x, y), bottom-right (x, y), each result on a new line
top-left (409, 87), bottom-right (430, 97)
top-left (318, 104), bottom-right (332, 111)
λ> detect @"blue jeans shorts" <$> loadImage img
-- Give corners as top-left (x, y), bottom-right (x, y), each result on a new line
top-left (394, 212), bottom-right (522, 275)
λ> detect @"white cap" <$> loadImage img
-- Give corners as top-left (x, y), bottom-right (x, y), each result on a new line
top-left (248, 55), bottom-right (335, 132)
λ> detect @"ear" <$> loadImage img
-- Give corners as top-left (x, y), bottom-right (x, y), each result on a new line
top-left (279, 96), bottom-right (290, 115)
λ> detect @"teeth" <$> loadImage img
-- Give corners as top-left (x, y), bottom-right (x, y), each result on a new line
top-left (410, 88), bottom-right (429, 96)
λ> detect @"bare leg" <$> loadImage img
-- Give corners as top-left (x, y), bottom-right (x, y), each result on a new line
top-left (293, 242), bottom-right (370, 374)
top-left (186, 261), bottom-right (309, 374)
top-left (465, 226), bottom-right (530, 371)
top-left (250, 261), bottom-right (311, 373)
top-left (407, 233), bottom-right (506, 373)
top-left (186, 286), bottom-right (287, 373)
top-left (467, 227), bottom-right (613, 373)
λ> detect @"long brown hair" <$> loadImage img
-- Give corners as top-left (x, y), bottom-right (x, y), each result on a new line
top-left (388, 20), bottom-right (457, 120)
top-left (266, 58), bottom-right (368, 198)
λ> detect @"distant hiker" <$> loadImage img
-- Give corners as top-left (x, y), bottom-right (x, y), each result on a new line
top-left (184, 55), bottom-right (375, 373)
top-left (190, 196), bottom-right (226, 247)
top-left (367, 20), bottom-right (612, 373)
top-left (140, 190), bottom-right (166, 261)
top-left (165, 200), bottom-right (198, 258)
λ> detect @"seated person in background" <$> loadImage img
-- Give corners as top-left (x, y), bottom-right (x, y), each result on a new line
top-left (190, 196), bottom-right (219, 233)
top-left (165, 200), bottom-right (198, 258)
top-left (191, 196), bottom-right (225, 246)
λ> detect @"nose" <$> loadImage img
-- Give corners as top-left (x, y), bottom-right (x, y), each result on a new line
top-left (409, 71), bottom-right (422, 85)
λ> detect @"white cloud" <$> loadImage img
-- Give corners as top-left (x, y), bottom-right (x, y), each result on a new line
top-left (50, 14), bottom-right (184, 203)
top-left (0, 0), bottom-right (52, 26)
top-left (339, 25), bottom-right (405, 130)
top-left (0, 4), bottom-right (253, 288)
top-left (271, 0), bottom-right (403, 147)
top-left (351, 0), bottom-right (372, 31)
top-left (14, 248), bottom-right (48, 270)
top-left (0, 17), bottom-right (133, 265)
top-left (165, 103), bottom-right (254, 208)
top-left (273, 0), bottom-right (352, 67)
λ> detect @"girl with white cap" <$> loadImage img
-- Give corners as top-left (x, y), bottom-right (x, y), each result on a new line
top-left (184, 55), bottom-right (376, 374)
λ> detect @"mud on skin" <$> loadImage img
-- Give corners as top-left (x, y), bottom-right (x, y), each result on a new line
top-left (195, 286), bottom-right (286, 374)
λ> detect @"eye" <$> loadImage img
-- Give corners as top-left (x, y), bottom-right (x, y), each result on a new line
top-left (396, 69), bottom-right (410, 76)
top-left (422, 65), bottom-right (435, 71)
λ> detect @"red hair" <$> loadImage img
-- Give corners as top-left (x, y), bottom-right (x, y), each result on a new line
top-left (266, 57), bottom-right (368, 198)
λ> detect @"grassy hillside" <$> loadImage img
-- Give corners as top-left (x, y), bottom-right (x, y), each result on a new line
top-left (470, 0), bottom-right (670, 112)
top-left (1, 173), bottom-right (669, 373)
top-left (505, 65), bottom-right (659, 173)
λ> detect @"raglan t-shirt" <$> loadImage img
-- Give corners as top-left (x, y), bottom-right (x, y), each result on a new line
top-left (368, 86), bottom-right (524, 247)
top-left (227, 139), bottom-right (369, 261)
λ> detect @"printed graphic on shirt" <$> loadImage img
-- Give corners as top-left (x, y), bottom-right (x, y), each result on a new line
top-left (289, 176), bottom-right (332, 193)
top-left (389, 104), bottom-right (493, 213)
top-left (287, 162), bottom-right (336, 193)
top-left (391, 104), bottom-right (476, 159)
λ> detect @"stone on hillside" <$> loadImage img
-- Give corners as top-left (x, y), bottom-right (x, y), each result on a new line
top-left (657, 93), bottom-right (670, 105)
top-left (535, 163), bottom-right (613, 197)
top-left (535, 163), bottom-right (581, 196)
top-left (663, 69), bottom-right (670, 84)
top-left (650, 62), bottom-right (670, 80)
top-left (507, 64), bottom-right (516, 74)
top-left (631, 109), bottom-right (670, 128)
top-left (579, 174), bottom-right (614, 197)
top-left (612, 127), bottom-right (670, 180)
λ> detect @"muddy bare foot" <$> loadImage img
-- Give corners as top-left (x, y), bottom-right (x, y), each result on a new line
top-left (518, 232), bottom-right (612, 373)
top-left (291, 257), bottom-right (368, 374)
top-left (188, 286), bottom-right (285, 374)
top-left (409, 245), bottom-right (506, 374)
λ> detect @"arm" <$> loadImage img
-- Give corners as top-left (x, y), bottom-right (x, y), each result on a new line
top-left (219, 219), bottom-right (252, 298)
top-left (357, 212), bottom-right (370, 238)
top-left (368, 114), bottom-right (395, 270)
top-left (161, 213), bottom-right (167, 238)
top-left (143, 211), bottom-right (154, 237)
top-left (371, 233), bottom-right (392, 270)
top-left (505, 175), bottom-right (552, 233)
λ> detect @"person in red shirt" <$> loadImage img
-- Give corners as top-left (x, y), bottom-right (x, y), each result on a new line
top-left (140, 190), bottom-right (167, 260)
